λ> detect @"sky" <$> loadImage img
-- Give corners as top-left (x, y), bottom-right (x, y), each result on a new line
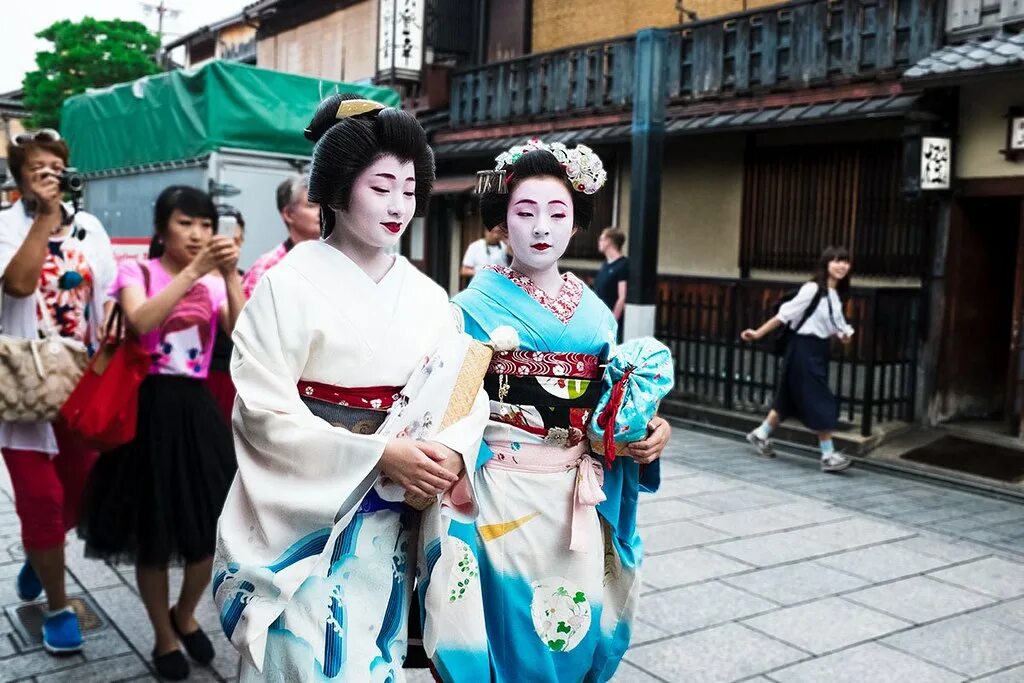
top-left (0, 0), bottom-right (248, 92)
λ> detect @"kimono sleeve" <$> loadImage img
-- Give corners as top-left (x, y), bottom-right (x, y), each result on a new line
top-left (215, 269), bottom-right (389, 668)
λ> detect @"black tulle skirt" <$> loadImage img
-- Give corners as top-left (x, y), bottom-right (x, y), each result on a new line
top-left (78, 375), bottom-right (237, 567)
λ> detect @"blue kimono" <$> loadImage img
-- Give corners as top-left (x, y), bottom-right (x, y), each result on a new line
top-left (418, 266), bottom-right (660, 683)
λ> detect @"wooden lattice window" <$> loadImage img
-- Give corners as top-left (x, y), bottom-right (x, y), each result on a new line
top-left (740, 141), bottom-right (930, 277)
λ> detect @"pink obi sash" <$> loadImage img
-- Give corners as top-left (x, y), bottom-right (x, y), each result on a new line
top-left (484, 440), bottom-right (606, 552)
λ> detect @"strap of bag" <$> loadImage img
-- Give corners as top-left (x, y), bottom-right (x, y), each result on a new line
top-left (792, 285), bottom-right (824, 334)
top-left (35, 290), bottom-right (60, 338)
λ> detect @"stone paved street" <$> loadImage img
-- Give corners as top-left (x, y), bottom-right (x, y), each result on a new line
top-left (1, 423), bottom-right (1023, 682)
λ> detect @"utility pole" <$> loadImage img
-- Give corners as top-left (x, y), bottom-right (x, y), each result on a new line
top-left (140, 1), bottom-right (182, 65)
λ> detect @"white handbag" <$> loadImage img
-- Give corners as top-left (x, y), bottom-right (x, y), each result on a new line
top-left (0, 287), bottom-right (88, 423)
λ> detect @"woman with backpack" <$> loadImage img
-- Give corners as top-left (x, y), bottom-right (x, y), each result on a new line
top-left (739, 246), bottom-right (855, 473)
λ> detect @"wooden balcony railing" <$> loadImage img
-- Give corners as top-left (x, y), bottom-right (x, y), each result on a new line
top-left (449, 0), bottom-right (943, 128)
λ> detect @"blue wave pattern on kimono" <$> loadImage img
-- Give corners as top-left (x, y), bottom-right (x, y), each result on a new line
top-left (422, 269), bottom-right (660, 683)
top-left (220, 511), bottom-right (411, 683)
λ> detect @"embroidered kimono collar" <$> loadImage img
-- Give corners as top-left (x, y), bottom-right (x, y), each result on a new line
top-left (484, 265), bottom-right (584, 324)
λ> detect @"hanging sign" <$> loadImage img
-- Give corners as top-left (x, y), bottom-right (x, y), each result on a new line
top-left (376, 0), bottom-right (425, 83)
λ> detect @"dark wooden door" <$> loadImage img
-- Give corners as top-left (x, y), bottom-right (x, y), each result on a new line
top-left (1008, 200), bottom-right (1024, 435)
top-left (939, 197), bottom-right (1020, 422)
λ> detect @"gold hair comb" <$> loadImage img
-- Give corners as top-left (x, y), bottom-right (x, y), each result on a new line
top-left (335, 99), bottom-right (386, 119)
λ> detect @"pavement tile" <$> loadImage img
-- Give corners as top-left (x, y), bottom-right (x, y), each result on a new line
top-left (684, 486), bottom-right (794, 513)
top-left (815, 539), bottom-right (958, 582)
top-left (883, 613), bottom-right (1024, 677)
top-left (897, 535), bottom-right (991, 563)
top-left (713, 526), bottom-right (848, 567)
top-left (768, 642), bottom-right (963, 683)
top-left (64, 539), bottom-right (123, 591)
top-left (641, 547), bottom-right (751, 590)
top-left (929, 557), bottom-right (1024, 599)
top-left (971, 597), bottom-right (1024, 633)
top-left (0, 647), bottom-right (87, 682)
top-left (639, 580), bottom-right (778, 634)
top-left (606, 661), bottom-right (665, 682)
top-left (80, 625), bottom-right (134, 660)
top-left (844, 576), bottom-right (996, 623)
top-left (722, 561), bottom-right (868, 605)
top-left (630, 618), bottom-right (671, 646)
top-left (695, 502), bottom-right (847, 537)
top-left (642, 520), bottom-right (732, 554)
top-left (624, 623), bottom-right (805, 682)
top-left (650, 473), bottom-right (743, 498)
top-left (637, 498), bottom-right (713, 526)
top-left (89, 585), bottom-right (155, 656)
top-left (742, 597), bottom-right (910, 654)
top-left (975, 664), bottom-right (1024, 682)
top-left (800, 517), bottom-right (915, 551)
top-left (34, 653), bottom-right (149, 683)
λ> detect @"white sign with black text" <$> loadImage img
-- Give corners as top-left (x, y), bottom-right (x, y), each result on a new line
top-left (376, 0), bottom-right (425, 83)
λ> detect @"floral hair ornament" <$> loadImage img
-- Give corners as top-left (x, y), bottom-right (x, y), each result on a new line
top-left (475, 137), bottom-right (608, 195)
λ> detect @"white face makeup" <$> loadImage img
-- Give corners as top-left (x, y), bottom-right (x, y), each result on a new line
top-left (504, 177), bottom-right (576, 273)
top-left (334, 154), bottom-right (417, 251)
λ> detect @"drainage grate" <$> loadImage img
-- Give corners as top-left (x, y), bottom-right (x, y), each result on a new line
top-left (5, 594), bottom-right (106, 648)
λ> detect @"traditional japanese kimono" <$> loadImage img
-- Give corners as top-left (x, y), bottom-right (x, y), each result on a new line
top-left (213, 240), bottom-right (488, 683)
top-left (419, 265), bottom-right (660, 683)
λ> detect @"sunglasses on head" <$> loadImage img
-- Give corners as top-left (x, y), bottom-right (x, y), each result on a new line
top-left (11, 128), bottom-right (61, 146)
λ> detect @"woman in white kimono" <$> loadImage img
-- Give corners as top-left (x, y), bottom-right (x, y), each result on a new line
top-left (213, 94), bottom-right (488, 682)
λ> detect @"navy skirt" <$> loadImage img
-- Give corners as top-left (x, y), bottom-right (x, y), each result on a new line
top-left (772, 334), bottom-right (839, 432)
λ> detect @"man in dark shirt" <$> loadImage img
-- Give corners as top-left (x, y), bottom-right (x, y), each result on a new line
top-left (593, 227), bottom-right (629, 339)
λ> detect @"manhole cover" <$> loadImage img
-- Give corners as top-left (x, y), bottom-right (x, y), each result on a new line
top-left (5, 594), bottom-right (106, 648)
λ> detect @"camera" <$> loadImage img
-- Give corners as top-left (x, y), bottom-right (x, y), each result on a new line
top-left (58, 169), bottom-right (84, 195)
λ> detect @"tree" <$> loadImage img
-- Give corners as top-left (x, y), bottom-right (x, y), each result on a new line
top-left (23, 17), bottom-right (161, 129)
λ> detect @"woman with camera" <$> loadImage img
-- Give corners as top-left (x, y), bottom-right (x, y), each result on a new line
top-left (0, 129), bottom-right (116, 654)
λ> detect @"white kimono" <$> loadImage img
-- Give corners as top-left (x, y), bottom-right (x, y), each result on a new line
top-left (213, 240), bottom-right (488, 682)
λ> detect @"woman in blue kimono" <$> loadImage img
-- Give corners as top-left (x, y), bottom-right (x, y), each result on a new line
top-left (418, 140), bottom-right (671, 682)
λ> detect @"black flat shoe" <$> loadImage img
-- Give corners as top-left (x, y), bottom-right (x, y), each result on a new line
top-left (170, 605), bottom-right (215, 665)
top-left (152, 648), bottom-right (189, 681)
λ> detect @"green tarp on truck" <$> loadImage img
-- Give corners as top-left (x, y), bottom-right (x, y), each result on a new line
top-left (60, 61), bottom-right (400, 173)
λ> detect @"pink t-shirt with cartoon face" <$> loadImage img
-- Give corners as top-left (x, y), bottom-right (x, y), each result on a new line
top-left (109, 258), bottom-right (227, 379)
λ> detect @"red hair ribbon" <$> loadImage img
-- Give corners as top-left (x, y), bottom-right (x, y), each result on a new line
top-left (596, 364), bottom-right (635, 469)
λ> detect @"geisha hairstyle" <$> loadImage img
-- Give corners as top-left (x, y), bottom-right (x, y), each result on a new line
top-left (303, 93), bottom-right (435, 238)
top-left (479, 149), bottom-right (598, 232)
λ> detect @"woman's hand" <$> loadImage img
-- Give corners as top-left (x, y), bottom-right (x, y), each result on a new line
top-left (28, 169), bottom-right (63, 218)
top-left (627, 415), bottom-right (672, 465)
top-left (379, 438), bottom-right (460, 498)
top-left (189, 235), bottom-right (237, 277)
top-left (839, 334), bottom-right (853, 345)
top-left (740, 328), bottom-right (760, 342)
top-left (421, 442), bottom-right (465, 479)
top-left (215, 239), bottom-right (241, 276)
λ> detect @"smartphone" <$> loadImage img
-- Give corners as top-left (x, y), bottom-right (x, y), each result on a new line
top-left (219, 215), bottom-right (238, 235)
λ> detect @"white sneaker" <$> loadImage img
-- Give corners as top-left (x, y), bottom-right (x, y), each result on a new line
top-left (746, 431), bottom-right (776, 458)
top-left (821, 453), bottom-right (853, 473)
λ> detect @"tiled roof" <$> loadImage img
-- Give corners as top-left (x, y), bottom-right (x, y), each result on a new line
top-left (905, 31), bottom-right (1024, 79)
top-left (433, 94), bottom-right (919, 158)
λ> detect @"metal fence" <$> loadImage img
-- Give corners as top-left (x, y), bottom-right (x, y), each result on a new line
top-left (655, 275), bottom-right (921, 435)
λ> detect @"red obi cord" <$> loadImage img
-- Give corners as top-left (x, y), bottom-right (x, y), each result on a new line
top-left (488, 351), bottom-right (603, 380)
top-left (297, 381), bottom-right (401, 410)
top-left (595, 365), bottom-right (636, 469)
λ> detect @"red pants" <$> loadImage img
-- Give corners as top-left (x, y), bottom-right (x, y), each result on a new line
top-left (2, 422), bottom-right (98, 551)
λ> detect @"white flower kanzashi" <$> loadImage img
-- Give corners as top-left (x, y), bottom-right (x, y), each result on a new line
top-left (493, 138), bottom-right (607, 195)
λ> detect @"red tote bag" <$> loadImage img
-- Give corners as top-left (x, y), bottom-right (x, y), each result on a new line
top-left (60, 304), bottom-right (150, 451)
